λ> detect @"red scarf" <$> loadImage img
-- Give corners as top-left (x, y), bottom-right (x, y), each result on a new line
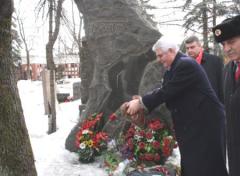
top-left (235, 62), bottom-right (240, 81)
top-left (196, 49), bottom-right (203, 64)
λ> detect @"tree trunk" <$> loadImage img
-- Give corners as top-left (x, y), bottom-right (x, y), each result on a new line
top-left (0, 0), bottom-right (37, 175)
top-left (46, 43), bottom-right (57, 133)
top-left (46, 0), bottom-right (65, 134)
top-left (202, 0), bottom-right (209, 52)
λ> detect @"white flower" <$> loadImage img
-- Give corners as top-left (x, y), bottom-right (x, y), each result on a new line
top-left (82, 129), bottom-right (89, 134)
top-left (166, 136), bottom-right (173, 140)
top-left (147, 138), bottom-right (154, 143)
top-left (107, 139), bottom-right (116, 150)
top-left (134, 135), bottom-right (142, 141)
top-left (79, 143), bottom-right (86, 149)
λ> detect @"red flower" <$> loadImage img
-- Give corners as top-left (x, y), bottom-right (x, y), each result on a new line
top-left (163, 146), bottom-right (171, 157)
top-left (109, 113), bottom-right (117, 121)
top-left (139, 130), bottom-right (145, 137)
top-left (144, 153), bottom-right (154, 161)
top-left (152, 141), bottom-right (160, 149)
top-left (125, 127), bottom-right (135, 139)
top-left (163, 137), bottom-right (171, 146)
top-left (146, 132), bottom-right (153, 139)
top-left (127, 138), bottom-right (134, 150)
top-left (138, 142), bottom-right (145, 150)
top-left (121, 115), bottom-right (176, 166)
top-left (148, 120), bottom-right (164, 130)
top-left (96, 132), bottom-right (108, 141)
top-left (76, 130), bottom-right (83, 139)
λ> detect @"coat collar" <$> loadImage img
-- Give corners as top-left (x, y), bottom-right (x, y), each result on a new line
top-left (169, 52), bottom-right (185, 70)
top-left (201, 52), bottom-right (206, 63)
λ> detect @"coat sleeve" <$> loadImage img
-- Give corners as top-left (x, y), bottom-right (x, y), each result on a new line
top-left (142, 60), bottom-right (200, 112)
top-left (217, 57), bottom-right (224, 103)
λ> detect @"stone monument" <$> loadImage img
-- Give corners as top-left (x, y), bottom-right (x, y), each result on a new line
top-left (65, 0), bottom-right (164, 152)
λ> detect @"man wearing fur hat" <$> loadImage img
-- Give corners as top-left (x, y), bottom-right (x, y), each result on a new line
top-left (213, 14), bottom-right (240, 176)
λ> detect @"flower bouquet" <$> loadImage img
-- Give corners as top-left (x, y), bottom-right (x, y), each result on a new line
top-left (121, 119), bottom-right (177, 167)
top-left (75, 112), bottom-right (109, 163)
top-left (101, 109), bottom-right (178, 175)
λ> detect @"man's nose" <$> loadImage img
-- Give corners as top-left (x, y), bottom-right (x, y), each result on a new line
top-left (223, 44), bottom-right (231, 52)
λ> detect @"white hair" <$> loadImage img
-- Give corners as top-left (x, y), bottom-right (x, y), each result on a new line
top-left (152, 36), bottom-right (179, 53)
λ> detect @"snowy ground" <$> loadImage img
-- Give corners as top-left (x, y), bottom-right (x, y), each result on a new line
top-left (18, 80), bottom-right (108, 176)
top-left (18, 80), bottom-right (180, 176)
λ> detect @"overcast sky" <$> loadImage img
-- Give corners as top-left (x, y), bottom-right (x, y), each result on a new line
top-left (14, 0), bottom-right (189, 60)
top-left (149, 0), bottom-right (186, 43)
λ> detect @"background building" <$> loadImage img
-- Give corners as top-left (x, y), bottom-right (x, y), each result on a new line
top-left (20, 54), bottom-right (80, 80)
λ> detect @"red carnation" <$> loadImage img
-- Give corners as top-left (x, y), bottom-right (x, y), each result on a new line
top-left (152, 141), bottom-right (160, 149)
top-left (148, 120), bottom-right (164, 130)
top-left (109, 113), bottom-right (117, 121)
top-left (144, 153), bottom-right (154, 161)
top-left (139, 130), bottom-right (145, 137)
top-left (163, 146), bottom-right (171, 157)
top-left (138, 142), bottom-right (145, 150)
top-left (146, 132), bottom-right (153, 139)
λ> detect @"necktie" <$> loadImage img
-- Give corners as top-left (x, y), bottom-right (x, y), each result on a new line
top-left (235, 63), bottom-right (240, 81)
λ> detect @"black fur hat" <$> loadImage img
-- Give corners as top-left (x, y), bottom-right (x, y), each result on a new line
top-left (212, 14), bottom-right (240, 43)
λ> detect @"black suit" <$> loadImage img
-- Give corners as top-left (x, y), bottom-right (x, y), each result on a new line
top-left (223, 61), bottom-right (240, 176)
top-left (142, 52), bottom-right (228, 176)
top-left (201, 52), bottom-right (224, 103)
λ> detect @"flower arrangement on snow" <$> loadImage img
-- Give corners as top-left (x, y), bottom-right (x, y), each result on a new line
top-left (102, 110), bottom-right (178, 176)
top-left (75, 110), bottom-right (178, 175)
top-left (121, 118), bottom-right (177, 166)
top-left (75, 112), bottom-right (108, 163)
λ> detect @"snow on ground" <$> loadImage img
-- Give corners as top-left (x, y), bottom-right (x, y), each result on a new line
top-left (18, 80), bottom-right (108, 176)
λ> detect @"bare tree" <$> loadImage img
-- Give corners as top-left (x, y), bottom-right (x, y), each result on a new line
top-left (46, 0), bottom-right (65, 133)
top-left (36, 0), bottom-right (65, 134)
top-left (15, 12), bottom-right (33, 80)
top-left (0, 0), bottom-right (37, 175)
top-left (62, 0), bottom-right (83, 59)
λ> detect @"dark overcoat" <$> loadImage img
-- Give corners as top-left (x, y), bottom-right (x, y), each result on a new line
top-left (223, 61), bottom-right (240, 176)
top-left (201, 52), bottom-right (224, 103)
top-left (142, 52), bottom-right (228, 176)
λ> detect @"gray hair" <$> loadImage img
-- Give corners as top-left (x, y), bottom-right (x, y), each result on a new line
top-left (152, 36), bottom-right (179, 53)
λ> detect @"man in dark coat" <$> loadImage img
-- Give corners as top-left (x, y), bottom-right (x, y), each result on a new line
top-left (185, 35), bottom-right (224, 103)
top-left (212, 14), bottom-right (240, 176)
top-left (125, 36), bottom-right (228, 176)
